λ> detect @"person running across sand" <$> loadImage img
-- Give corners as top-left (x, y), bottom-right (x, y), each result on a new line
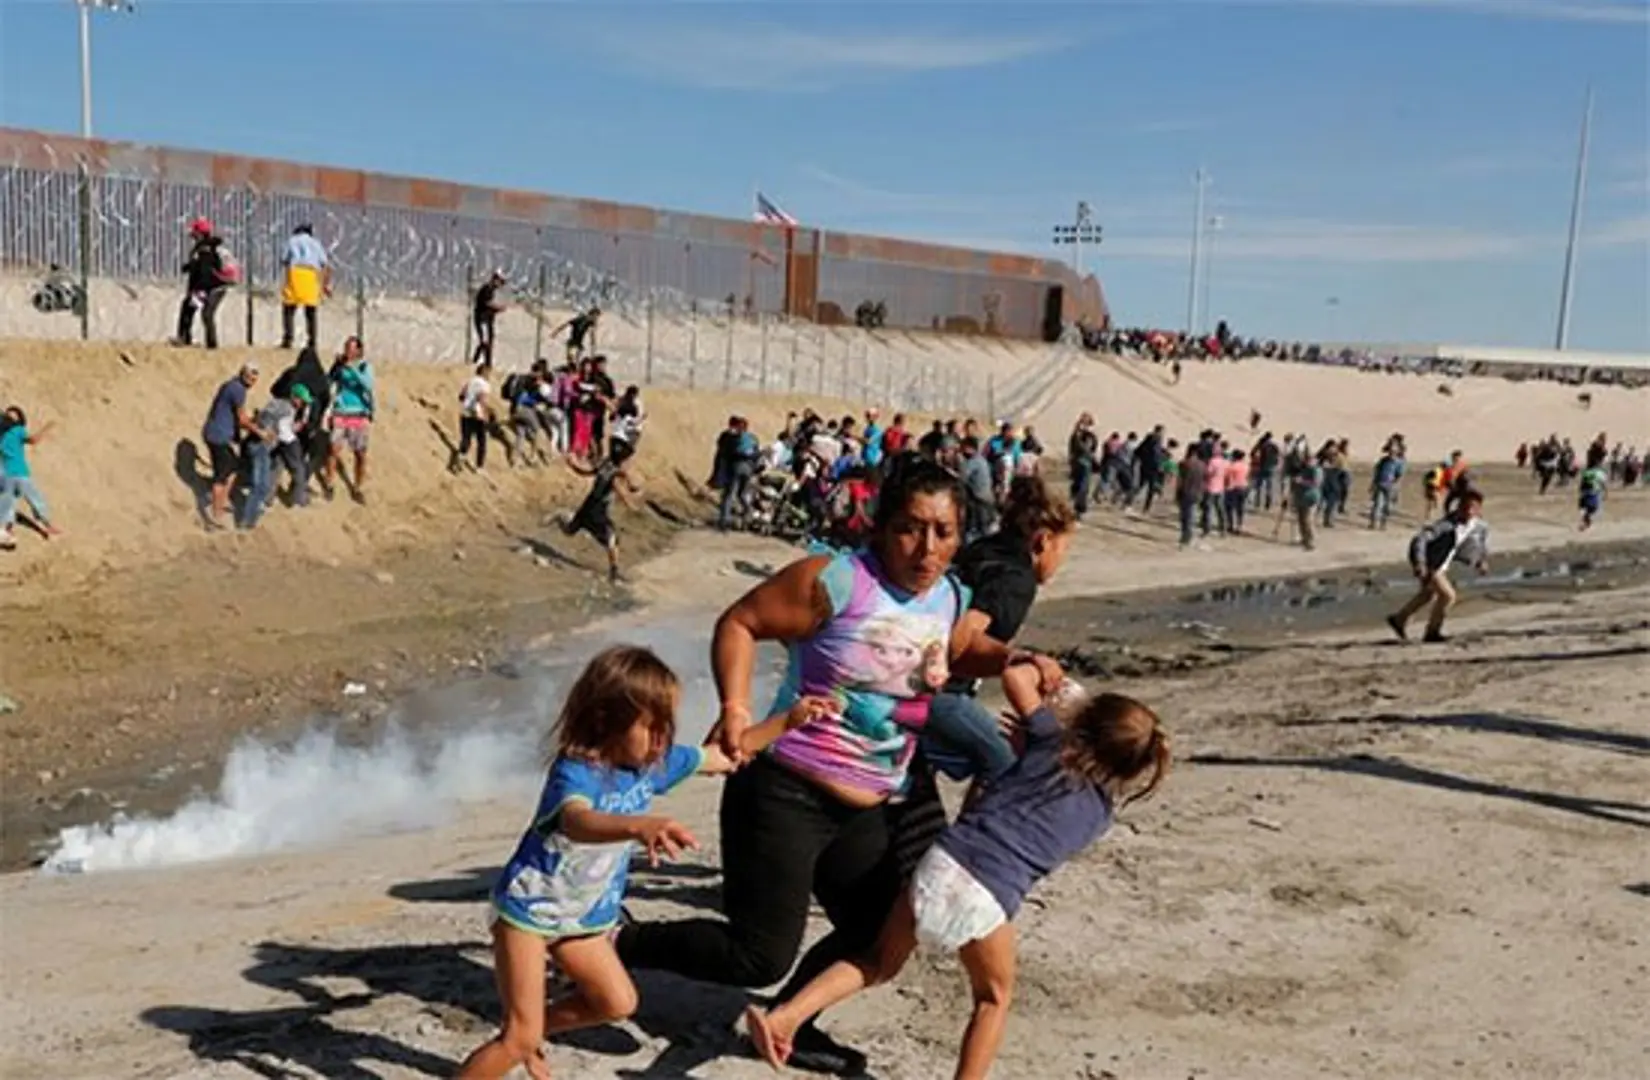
top-left (0, 405), bottom-right (61, 548)
top-left (745, 678), bottom-right (1169, 1080)
top-left (561, 441), bottom-right (642, 584)
top-left (1577, 463), bottom-right (1606, 531)
top-left (454, 645), bottom-right (834, 1080)
top-left (1386, 490), bottom-right (1489, 644)
top-left (615, 458), bottom-right (1062, 1077)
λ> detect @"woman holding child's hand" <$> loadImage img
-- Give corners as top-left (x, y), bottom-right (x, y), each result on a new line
top-left (620, 455), bottom-right (1057, 1076)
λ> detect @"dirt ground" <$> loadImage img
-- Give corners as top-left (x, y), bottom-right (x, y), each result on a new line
top-left (3, 337), bottom-right (1649, 1077)
top-left (0, 567), bottom-right (1644, 1079)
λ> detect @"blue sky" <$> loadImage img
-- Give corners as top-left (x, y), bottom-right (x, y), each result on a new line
top-left (1, 0), bottom-right (1646, 350)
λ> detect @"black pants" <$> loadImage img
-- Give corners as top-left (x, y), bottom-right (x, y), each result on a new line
top-left (616, 755), bottom-right (901, 994)
top-left (281, 304), bottom-right (318, 349)
top-left (472, 313), bottom-right (495, 365)
top-left (176, 288), bottom-right (227, 348)
top-left (458, 416), bottom-right (488, 468)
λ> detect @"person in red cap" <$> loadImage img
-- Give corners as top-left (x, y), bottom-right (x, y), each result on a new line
top-left (173, 218), bottom-right (234, 349)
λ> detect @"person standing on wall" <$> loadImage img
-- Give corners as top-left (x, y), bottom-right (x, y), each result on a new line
top-left (173, 218), bottom-right (237, 350)
top-left (279, 224), bottom-right (331, 350)
top-left (473, 270), bottom-right (508, 366)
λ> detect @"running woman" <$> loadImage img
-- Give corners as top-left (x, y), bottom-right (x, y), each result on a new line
top-left (455, 645), bottom-right (833, 1080)
top-left (745, 673), bottom-right (1169, 1080)
top-left (561, 441), bottom-right (641, 583)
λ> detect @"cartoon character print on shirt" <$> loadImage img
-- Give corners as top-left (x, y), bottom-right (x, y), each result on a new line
top-left (851, 613), bottom-right (951, 698)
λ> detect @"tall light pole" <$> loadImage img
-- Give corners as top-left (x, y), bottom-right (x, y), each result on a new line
top-left (1185, 168), bottom-right (1209, 336)
top-left (1051, 200), bottom-right (1103, 277)
top-left (1555, 85), bottom-right (1594, 351)
top-left (1200, 214), bottom-right (1224, 336)
top-left (76, 0), bottom-right (134, 139)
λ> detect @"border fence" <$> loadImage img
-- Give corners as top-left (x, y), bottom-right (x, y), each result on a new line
top-left (0, 127), bottom-right (1106, 340)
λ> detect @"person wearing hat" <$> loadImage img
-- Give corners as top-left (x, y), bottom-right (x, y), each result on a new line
top-left (201, 361), bottom-right (263, 529)
top-left (279, 224), bottom-right (331, 350)
top-left (241, 381), bottom-right (312, 529)
top-left (174, 218), bottom-right (234, 350)
top-left (473, 269), bottom-right (508, 366)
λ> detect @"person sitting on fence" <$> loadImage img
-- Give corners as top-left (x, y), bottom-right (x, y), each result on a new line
top-left (472, 270), bottom-right (507, 366)
top-left (279, 224), bottom-right (331, 351)
top-left (173, 218), bottom-right (237, 351)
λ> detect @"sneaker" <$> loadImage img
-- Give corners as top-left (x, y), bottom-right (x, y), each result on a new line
top-left (0, 528), bottom-right (14, 550)
top-left (1422, 631), bottom-right (1449, 644)
top-left (784, 1022), bottom-right (869, 1077)
top-left (1385, 614), bottom-right (1408, 641)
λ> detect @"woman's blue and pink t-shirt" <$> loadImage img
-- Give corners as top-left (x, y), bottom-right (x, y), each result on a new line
top-left (765, 550), bottom-right (968, 797)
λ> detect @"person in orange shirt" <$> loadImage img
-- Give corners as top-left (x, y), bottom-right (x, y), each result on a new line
top-left (1223, 450), bottom-right (1251, 534)
top-left (1203, 446), bottom-right (1229, 535)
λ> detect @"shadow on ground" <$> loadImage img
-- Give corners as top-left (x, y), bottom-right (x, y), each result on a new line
top-left (1190, 749), bottom-right (1650, 829)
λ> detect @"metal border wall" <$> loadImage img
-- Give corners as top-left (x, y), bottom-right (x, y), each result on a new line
top-left (0, 127), bottom-right (1107, 339)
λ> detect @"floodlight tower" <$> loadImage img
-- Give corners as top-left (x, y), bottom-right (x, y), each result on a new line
top-left (1051, 200), bottom-right (1103, 277)
top-left (77, 0), bottom-right (134, 138)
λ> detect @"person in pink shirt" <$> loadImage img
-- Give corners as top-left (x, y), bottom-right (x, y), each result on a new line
top-left (1202, 447), bottom-right (1229, 535)
top-left (1224, 450), bottom-right (1251, 534)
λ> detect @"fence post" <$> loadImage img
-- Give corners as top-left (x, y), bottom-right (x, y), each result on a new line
top-left (986, 372), bottom-right (997, 421)
top-left (644, 294), bottom-right (655, 385)
top-left (355, 276), bottom-right (366, 343)
top-left (723, 299), bottom-right (735, 390)
top-left (840, 335), bottom-right (850, 399)
top-left (534, 261), bottom-right (547, 362)
top-left (817, 332), bottom-right (827, 396)
top-left (243, 192), bottom-right (255, 346)
top-left (462, 264), bottom-right (476, 362)
top-left (883, 345), bottom-right (893, 407)
top-left (759, 316), bottom-right (770, 393)
top-left (76, 162), bottom-right (91, 341)
top-left (688, 302), bottom-right (698, 390)
top-left (789, 321), bottom-right (800, 392)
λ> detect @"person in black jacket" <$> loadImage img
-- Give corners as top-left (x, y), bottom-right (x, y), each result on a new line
top-left (174, 218), bottom-right (232, 349)
top-left (271, 345), bottom-right (334, 501)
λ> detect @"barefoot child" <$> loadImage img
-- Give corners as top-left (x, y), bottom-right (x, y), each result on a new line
top-left (457, 645), bottom-right (832, 1080)
top-left (746, 669), bottom-right (1170, 1080)
top-left (562, 441), bottom-right (641, 584)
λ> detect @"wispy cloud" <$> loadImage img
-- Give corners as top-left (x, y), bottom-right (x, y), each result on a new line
top-left (587, 24), bottom-right (1068, 92)
top-left (1589, 214), bottom-right (1650, 247)
top-left (796, 164), bottom-right (1031, 217)
top-left (1163, 0), bottom-right (1650, 25)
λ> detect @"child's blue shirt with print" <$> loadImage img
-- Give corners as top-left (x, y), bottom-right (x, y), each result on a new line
top-left (492, 745), bottom-right (702, 938)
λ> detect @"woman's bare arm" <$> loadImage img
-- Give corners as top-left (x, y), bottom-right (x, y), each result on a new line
top-left (708, 555), bottom-right (832, 760)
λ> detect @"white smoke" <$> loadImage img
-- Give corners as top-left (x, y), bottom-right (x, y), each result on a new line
top-left (42, 722), bottom-right (542, 875)
top-left (39, 618), bottom-right (779, 875)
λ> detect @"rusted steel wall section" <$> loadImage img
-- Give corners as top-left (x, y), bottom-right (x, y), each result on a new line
top-left (0, 127), bottom-right (1107, 336)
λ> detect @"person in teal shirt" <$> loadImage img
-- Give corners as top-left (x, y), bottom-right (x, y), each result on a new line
top-left (0, 406), bottom-right (59, 548)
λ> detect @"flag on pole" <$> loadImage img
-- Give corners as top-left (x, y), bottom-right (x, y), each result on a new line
top-left (754, 192), bottom-right (798, 227)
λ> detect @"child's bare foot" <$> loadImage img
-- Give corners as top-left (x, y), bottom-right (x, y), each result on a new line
top-left (743, 1005), bottom-right (791, 1071)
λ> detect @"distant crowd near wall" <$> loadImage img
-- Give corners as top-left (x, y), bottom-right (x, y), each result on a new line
top-left (0, 127), bottom-right (1107, 344)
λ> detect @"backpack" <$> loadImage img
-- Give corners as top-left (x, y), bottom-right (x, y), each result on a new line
top-left (216, 242), bottom-right (242, 285)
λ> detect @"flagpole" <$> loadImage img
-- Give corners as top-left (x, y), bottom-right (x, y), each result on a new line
top-left (1554, 86), bottom-right (1592, 351)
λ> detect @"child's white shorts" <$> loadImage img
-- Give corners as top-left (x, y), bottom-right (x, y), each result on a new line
top-left (911, 846), bottom-right (1006, 951)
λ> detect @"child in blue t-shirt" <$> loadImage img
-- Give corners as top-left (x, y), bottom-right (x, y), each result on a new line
top-left (745, 668), bottom-right (1169, 1080)
top-left (456, 645), bottom-right (830, 1080)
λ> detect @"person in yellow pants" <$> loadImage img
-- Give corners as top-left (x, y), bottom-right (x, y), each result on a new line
top-left (280, 224), bottom-right (331, 350)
